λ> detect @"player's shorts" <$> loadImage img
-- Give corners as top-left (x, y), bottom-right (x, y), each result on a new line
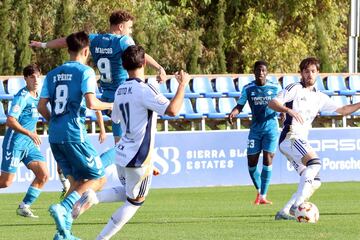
top-left (247, 129), bottom-right (279, 155)
top-left (50, 140), bottom-right (105, 181)
top-left (101, 95), bottom-right (122, 137)
top-left (1, 142), bottom-right (45, 174)
top-left (116, 164), bottom-right (153, 200)
top-left (279, 138), bottom-right (315, 175)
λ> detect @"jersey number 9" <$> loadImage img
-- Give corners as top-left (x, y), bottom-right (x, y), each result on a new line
top-left (97, 58), bottom-right (112, 83)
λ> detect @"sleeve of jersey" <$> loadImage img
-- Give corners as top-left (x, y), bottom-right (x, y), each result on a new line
top-left (8, 95), bottom-right (26, 119)
top-left (111, 99), bottom-right (121, 124)
top-left (237, 87), bottom-right (247, 105)
top-left (120, 35), bottom-right (135, 51)
top-left (89, 33), bottom-right (96, 42)
top-left (81, 68), bottom-right (97, 95)
top-left (319, 94), bottom-right (340, 112)
top-left (40, 76), bottom-right (49, 98)
top-left (143, 86), bottom-right (170, 116)
top-left (273, 87), bottom-right (296, 104)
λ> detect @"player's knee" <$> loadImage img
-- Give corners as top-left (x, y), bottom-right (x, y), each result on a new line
top-left (127, 196), bottom-right (145, 206)
top-left (306, 158), bottom-right (321, 167)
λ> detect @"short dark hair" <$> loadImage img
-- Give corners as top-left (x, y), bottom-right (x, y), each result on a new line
top-left (254, 60), bottom-right (268, 71)
top-left (299, 57), bottom-right (320, 72)
top-left (66, 31), bottom-right (89, 53)
top-left (110, 10), bottom-right (134, 26)
top-left (23, 64), bottom-right (41, 77)
top-left (122, 45), bottom-right (145, 71)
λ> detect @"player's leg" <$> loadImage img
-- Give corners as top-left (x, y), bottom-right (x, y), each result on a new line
top-left (57, 164), bottom-right (70, 200)
top-left (17, 152), bottom-right (49, 218)
top-left (247, 131), bottom-right (262, 204)
top-left (97, 165), bottom-right (152, 240)
top-left (259, 131), bottom-right (278, 205)
top-left (259, 151), bottom-right (274, 204)
top-left (0, 171), bottom-right (15, 188)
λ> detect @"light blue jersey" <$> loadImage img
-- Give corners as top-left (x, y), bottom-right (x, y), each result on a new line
top-left (238, 80), bottom-right (280, 154)
top-left (238, 80), bottom-right (280, 131)
top-left (3, 87), bottom-right (40, 149)
top-left (40, 61), bottom-right (97, 143)
top-left (2, 87), bottom-right (45, 173)
top-left (89, 33), bottom-right (135, 100)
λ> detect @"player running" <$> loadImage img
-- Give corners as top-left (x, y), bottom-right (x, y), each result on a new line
top-left (269, 57), bottom-right (360, 220)
top-left (37, 31), bottom-right (113, 239)
top-left (0, 64), bottom-right (49, 218)
top-left (228, 60), bottom-right (281, 205)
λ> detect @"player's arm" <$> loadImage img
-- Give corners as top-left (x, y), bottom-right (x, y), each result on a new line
top-left (165, 70), bottom-right (190, 116)
top-left (228, 104), bottom-right (244, 125)
top-left (95, 110), bottom-right (106, 143)
top-left (85, 93), bottom-right (113, 111)
top-left (6, 116), bottom-right (41, 146)
top-left (38, 98), bottom-right (51, 122)
top-left (145, 54), bottom-right (166, 83)
top-left (268, 99), bottom-right (304, 124)
top-left (335, 102), bottom-right (360, 116)
top-left (30, 37), bottom-right (67, 49)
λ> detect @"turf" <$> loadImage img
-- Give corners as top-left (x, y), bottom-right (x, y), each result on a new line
top-left (0, 182), bottom-right (359, 240)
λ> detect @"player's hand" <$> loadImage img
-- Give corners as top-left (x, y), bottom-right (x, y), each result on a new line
top-left (153, 166), bottom-right (160, 176)
top-left (29, 40), bottom-right (42, 48)
top-left (98, 130), bottom-right (106, 144)
top-left (287, 109), bottom-right (304, 124)
top-left (28, 131), bottom-right (41, 146)
top-left (156, 67), bottom-right (167, 84)
top-left (174, 70), bottom-right (190, 86)
top-left (279, 112), bottom-right (286, 124)
top-left (228, 109), bottom-right (239, 125)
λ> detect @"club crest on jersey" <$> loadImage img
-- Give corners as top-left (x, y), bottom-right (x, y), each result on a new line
top-left (12, 104), bottom-right (20, 113)
top-left (251, 92), bottom-right (256, 96)
top-left (267, 90), bottom-right (273, 95)
top-left (155, 95), bottom-right (169, 105)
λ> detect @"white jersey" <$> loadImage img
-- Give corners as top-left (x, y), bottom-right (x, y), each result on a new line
top-left (112, 78), bottom-right (170, 167)
top-left (274, 82), bottom-right (339, 141)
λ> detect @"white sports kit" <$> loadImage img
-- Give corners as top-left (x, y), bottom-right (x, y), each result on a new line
top-left (274, 82), bottom-right (340, 173)
top-left (112, 78), bottom-right (170, 199)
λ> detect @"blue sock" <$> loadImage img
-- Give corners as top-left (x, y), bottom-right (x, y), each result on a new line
top-left (61, 191), bottom-right (80, 212)
top-left (260, 165), bottom-right (272, 195)
top-left (100, 148), bottom-right (115, 168)
top-left (22, 186), bottom-right (41, 206)
top-left (248, 165), bottom-right (261, 191)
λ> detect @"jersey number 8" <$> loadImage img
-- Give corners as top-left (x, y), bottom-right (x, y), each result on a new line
top-left (54, 85), bottom-right (68, 114)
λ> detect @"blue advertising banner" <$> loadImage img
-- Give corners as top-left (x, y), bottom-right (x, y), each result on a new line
top-left (1, 128), bottom-right (360, 193)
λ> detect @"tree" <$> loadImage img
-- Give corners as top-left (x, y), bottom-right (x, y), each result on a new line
top-left (14, 0), bottom-right (31, 74)
top-left (0, 0), bottom-right (15, 75)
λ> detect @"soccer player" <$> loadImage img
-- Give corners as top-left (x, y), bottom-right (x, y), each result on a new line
top-left (228, 60), bottom-right (280, 205)
top-left (268, 57), bottom-right (360, 220)
top-left (71, 45), bottom-right (189, 240)
top-left (37, 31), bottom-right (113, 239)
top-left (30, 10), bottom-right (166, 144)
top-left (0, 64), bottom-right (49, 218)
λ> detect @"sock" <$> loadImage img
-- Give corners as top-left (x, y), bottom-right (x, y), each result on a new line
top-left (97, 201), bottom-right (141, 240)
top-left (59, 172), bottom-right (70, 191)
top-left (61, 191), bottom-right (81, 212)
top-left (260, 165), bottom-right (272, 196)
top-left (248, 165), bottom-right (261, 191)
top-left (294, 163), bottom-right (321, 206)
top-left (281, 193), bottom-right (297, 213)
top-left (21, 186), bottom-right (41, 207)
top-left (97, 186), bottom-right (127, 203)
top-left (100, 148), bottom-right (115, 169)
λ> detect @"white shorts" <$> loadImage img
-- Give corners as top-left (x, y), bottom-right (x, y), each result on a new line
top-left (116, 164), bottom-right (153, 199)
top-left (279, 138), bottom-right (314, 175)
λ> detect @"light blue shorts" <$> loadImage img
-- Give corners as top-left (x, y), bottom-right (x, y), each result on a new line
top-left (50, 140), bottom-right (105, 181)
top-left (247, 129), bottom-right (279, 155)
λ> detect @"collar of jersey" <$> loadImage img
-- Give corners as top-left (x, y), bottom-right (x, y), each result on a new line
top-left (126, 78), bottom-right (142, 83)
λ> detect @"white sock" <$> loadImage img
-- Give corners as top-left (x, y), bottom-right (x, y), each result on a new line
top-left (294, 164), bottom-right (321, 206)
top-left (97, 186), bottom-right (127, 203)
top-left (305, 179), bottom-right (322, 201)
top-left (281, 193), bottom-right (297, 213)
top-left (97, 201), bottom-right (140, 240)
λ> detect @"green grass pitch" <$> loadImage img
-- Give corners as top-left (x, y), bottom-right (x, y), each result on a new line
top-left (0, 182), bottom-right (359, 240)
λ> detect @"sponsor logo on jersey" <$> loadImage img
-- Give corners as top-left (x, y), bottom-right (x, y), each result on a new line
top-left (155, 95), bottom-right (169, 105)
top-left (12, 104), bottom-right (20, 113)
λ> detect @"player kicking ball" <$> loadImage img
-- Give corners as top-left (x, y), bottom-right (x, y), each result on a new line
top-left (72, 45), bottom-right (190, 240)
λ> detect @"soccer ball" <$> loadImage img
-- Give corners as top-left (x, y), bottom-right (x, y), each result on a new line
top-left (294, 202), bottom-right (319, 223)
